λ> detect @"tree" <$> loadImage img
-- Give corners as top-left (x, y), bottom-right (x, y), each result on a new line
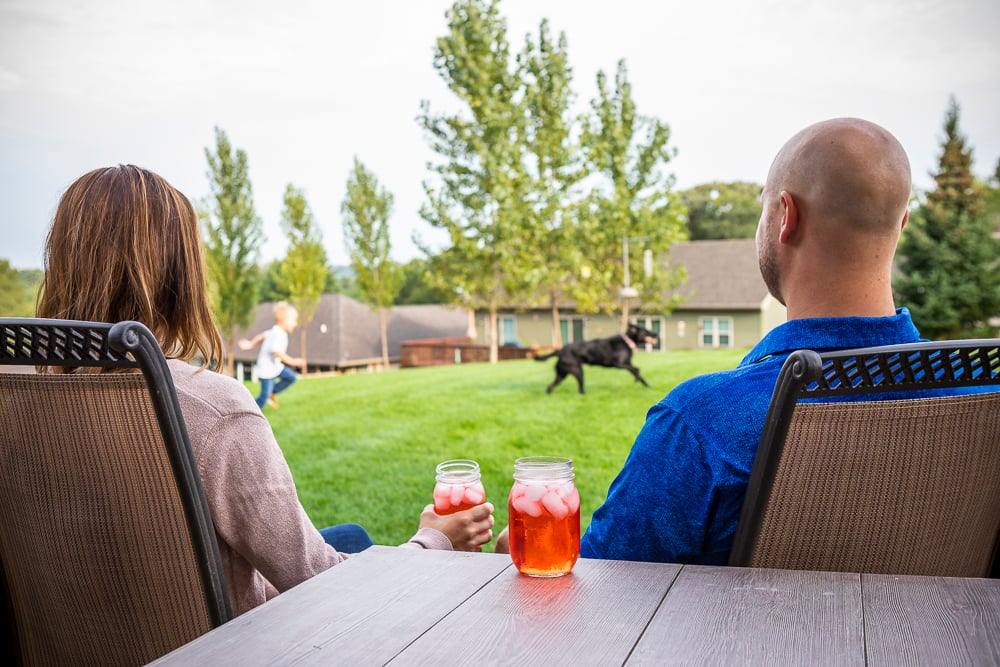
top-left (418, 0), bottom-right (533, 363)
top-left (518, 18), bottom-right (583, 347)
top-left (200, 127), bottom-right (264, 374)
top-left (277, 184), bottom-right (328, 371)
top-left (982, 156), bottom-right (1000, 237)
top-left (579, 60), bottom-right (687, 330)
top-left (341, 158), bottom-right (402, 367)
top-left (894, 98), bottom-right (1000, 338)
top-left (0, 260), bottom-right (36, 317)
top-left (681, 181), bottom-right (763, 240)
top-left (396, 257), bottom-right (453, 305)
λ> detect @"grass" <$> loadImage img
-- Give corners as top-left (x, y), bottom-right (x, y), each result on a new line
top-left (256, 348), bottom-right (745, 551)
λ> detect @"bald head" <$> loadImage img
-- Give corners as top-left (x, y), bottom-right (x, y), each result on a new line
top-left (756, 118), bottom-right (912, 318)
top-left (765, 118), bottom-right (911, 236)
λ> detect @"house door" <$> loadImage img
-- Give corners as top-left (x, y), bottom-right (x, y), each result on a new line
top-left (559, 317), bottom-right (585, 344)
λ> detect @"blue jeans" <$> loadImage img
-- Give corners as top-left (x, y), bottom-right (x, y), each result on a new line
top-left (319, 523), bottom-right (374, 553)
top-left (255, 366), bottom-right (298, 408)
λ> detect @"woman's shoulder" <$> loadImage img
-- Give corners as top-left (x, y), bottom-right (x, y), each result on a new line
top-left (167, 359), bottom-right (259, 417)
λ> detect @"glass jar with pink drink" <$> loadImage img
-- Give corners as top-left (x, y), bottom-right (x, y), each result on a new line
top-left (507, 456), bottom-right (580, 577)
top-left (433, 459), bottom-right (486, 515)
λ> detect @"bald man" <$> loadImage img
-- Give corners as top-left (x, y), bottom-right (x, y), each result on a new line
top-left (579, 118), bottom-right (925, 565)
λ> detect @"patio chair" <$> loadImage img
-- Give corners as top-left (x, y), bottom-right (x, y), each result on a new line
top-left (729, 339), bottom-right (1000, 578)
top-left (0, 318), bottom-right (231, 665)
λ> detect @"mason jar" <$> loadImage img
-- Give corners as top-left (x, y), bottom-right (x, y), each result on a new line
top-left (433, 459), bottom-right (486, 515)
top-left (507, 456), bottom-right (580, 576)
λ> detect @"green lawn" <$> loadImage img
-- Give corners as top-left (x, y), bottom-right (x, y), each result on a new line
top-left (258, 348), bottom-right (745, 551)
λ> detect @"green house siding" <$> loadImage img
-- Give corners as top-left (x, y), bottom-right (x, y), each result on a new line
top-left (476, 308), bottom-right (785, 351)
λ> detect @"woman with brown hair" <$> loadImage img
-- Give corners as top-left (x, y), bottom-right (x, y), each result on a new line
top-left (37, 165), bottom-right (495, 616)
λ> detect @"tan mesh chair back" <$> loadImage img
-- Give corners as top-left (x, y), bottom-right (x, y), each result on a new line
top-left (0, 319), bottom-right (231, 665)
top-left (730, 339), bottom-right (1000, 577)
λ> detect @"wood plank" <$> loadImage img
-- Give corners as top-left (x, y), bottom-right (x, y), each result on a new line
top-left (863, 573), bottom-right (1000, 666)
top-left (388, 557), bottom-right (682, 665)
top-left (627, 566), bottom-right (864, 666)
top-left (151, 546), bottom-right (512, 666)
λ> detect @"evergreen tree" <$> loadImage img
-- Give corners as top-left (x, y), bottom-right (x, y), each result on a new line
top-left (341, 158), bottom-right (401, 367)
top-left (200, 127), bottom-right (264, 374)
top-left (278, 184), bottom-right (328, 370)
top-left (894, 98), bottom-right (1000, 338)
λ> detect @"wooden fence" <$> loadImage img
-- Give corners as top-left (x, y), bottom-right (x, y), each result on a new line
top-left (400, 337), bottom-right (534, 368)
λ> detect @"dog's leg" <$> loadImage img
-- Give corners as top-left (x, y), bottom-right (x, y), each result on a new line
top-left (547, 370), bottom-right (568, 394)
top-left (626, 365), bottom-right (650, 387)
top-left (571, 368), bottom-right (585, 394)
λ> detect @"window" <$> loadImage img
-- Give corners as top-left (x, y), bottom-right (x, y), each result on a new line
top-left (635, 316), bottom-right (666, 351)
top-left (699, 317), bottom-right (734, 349)
top-left (559, 317), bottom-right (585, 344)
top-left (500, 316), bottom-right (517, 345)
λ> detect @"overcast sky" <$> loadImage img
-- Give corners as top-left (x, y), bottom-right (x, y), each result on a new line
top-left (2, 0), bottom-right (998, 270)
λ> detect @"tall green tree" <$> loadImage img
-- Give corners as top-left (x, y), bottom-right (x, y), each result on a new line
top-left (278, 184), bottom-right (328, 370)
top-left (681, 181), bottom-right (763, 240)
top-left (200, 126), bottom-right (264, 374)
top-left (341, 158), bottom-right (402, 367)
top-left (580, 59), bottom-right (687, 331)
top-left (519, 18), bottom-right (583, 347)
top-left (894, 98), bottom-right (1000, 338)
top-left (418, 0), bottom-right (532, 363)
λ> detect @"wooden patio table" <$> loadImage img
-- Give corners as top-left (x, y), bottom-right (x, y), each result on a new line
top-left (151, 545), bottom-right (1000, 666)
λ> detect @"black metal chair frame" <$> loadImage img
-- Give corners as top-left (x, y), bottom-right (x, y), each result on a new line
top-left (729, 338), bottom-right (1000, 575)
top-left (0, 318), bottom-right (232, 652)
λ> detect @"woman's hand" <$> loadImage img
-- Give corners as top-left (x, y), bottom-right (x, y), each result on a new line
top-left (419, 502), bottom-right (495, 552)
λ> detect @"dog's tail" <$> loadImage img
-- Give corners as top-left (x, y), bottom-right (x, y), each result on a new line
top-left (533, 350), bottom-right (558, 361)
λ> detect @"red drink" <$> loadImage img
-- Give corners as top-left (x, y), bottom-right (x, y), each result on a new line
top-left (433, 460), bottom-right (485, 515)
top-left (507, 457), bottom-right (580, 577)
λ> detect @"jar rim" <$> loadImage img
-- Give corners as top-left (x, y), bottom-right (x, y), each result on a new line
top-left (436, 459), bottom-right (481, 483)
top-left (513, 456), bottom-right (574, 481)
top-left (514, 456), bottom-right (572, 468)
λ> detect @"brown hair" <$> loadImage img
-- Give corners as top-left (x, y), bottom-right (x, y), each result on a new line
top-left (37, 165), bottom-right (223, 369)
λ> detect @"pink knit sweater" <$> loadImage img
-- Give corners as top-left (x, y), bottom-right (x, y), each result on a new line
top-left (168, 360), bottom-right (452, 616)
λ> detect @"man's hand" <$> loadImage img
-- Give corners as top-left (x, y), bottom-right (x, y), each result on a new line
top-left (419, 502), bottom-right (495, 552)
top-left (494, 525), bottom-right (510, 554)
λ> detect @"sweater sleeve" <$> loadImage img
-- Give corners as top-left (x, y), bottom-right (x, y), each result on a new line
top-left (197, 409), bottom-right (348, 593)
top-left (401, 527), bottom-right (453, 551)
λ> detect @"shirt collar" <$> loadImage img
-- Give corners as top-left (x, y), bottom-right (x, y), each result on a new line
top-left (741, 307), bottom-right (922, 366)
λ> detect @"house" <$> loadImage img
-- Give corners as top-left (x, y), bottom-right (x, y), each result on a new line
top-left (232, 293), bottom-right (471, 373)
top-left (472, 239), bottom-right (786, 351)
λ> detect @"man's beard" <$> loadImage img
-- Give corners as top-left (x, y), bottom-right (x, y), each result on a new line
top-left (757, 227), bottom-right (785, 306)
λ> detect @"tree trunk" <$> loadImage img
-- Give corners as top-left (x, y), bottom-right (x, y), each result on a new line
top-left (550, 287), bottom-right (562, 348)
top-left (620, 297), bottom-right (631, 334)
top-left (299, 328), bottom-right (308, 376)
top-left (226, 325), bottom-right (236, 377)
top-left (489, 302), bottom-right (498, 364)
top-left (379, 307), bottom-right (389, 368)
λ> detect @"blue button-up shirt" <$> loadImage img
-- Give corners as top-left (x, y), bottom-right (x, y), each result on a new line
top-left (580, 308), bottom-right (924, 565)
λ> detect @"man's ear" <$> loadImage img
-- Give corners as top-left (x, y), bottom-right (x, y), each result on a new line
top-left (778, 190), bottom-right (798, 243)
top-left (900, 208), bottom-right (909, 231)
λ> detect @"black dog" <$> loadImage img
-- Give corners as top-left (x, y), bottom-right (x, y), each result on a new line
top-left (534, 322), bottom-right (659, 394)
